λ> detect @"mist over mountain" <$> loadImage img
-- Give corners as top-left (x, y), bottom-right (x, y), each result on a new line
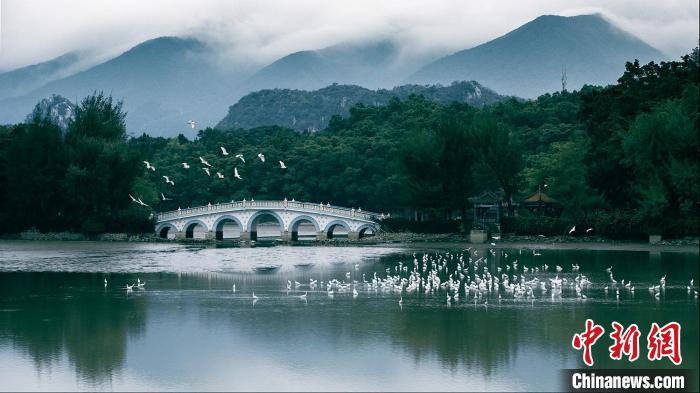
top-left (0, 13), bottom-right (668, 136)
top-left (0, 37), bottom-right (250, 137)
top-left (0, 52), bottom-right (83, 101)
top-left (410, 14), bottom-right (666, 98)
top-left (216, 81), bottom-right (507, 132)
top-left (242, 40), bottom-right (430, 92)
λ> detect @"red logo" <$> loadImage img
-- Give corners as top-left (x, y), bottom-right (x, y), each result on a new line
top-left (609, 322), bottom-right (640, 362)
top-left (572, 319), bottom-right (606, 366)
top-left (647, 322), bottom-right (682, 365)
top-left (573, 320), bottom-right (682, 366)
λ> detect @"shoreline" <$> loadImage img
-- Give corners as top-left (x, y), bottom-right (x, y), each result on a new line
top-left (1, 230), bottom-right (698, 253)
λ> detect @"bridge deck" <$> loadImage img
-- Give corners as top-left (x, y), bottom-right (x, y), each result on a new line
top-left (156, 200), bottom-right (380, 222)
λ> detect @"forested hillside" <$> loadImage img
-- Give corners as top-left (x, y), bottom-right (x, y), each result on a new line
top-left (216, 81), bottom-right (506, 132)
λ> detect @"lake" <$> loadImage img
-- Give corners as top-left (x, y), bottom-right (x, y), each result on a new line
top-left (0, 240), bottom-right (697, 391)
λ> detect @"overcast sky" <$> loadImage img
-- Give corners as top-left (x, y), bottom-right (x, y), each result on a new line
top-left (0, 0), bottom-right (697, 72)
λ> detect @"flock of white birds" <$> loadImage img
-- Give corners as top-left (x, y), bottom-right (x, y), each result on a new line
top-left (105, 248), bottom-right (699, 302)
top-left (130, 144), bottom-right (287, 208)
top-left (226, 249), bottom-right (699, 305)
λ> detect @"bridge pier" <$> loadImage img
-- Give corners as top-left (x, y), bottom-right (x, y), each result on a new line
top-left (315, 231), bottom-right (327, 241)
top-left (348, 231), bottom-right (360, 241)
top-left (205, 231), bottom-right (215, 241)
top-left (281, 230), bottom-right (292, 242)
top-left (175, 231), bottom-right (185, 240)
top-left (240, 231), bottom-right (251, 241)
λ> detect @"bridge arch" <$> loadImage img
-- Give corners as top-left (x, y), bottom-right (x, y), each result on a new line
top-left (213, 215), bottom-right (244, 240)
top-left (156, 223), bottom-right (177, 239)
top-left (288, 215), bottom-right (320, 241)
top-left (357, 223), bottom-right (377, 238)
top-left (184, 219), bottom-right (209, 239)
top-left (324, 220), bottom-right (350, 240)
top-left (248, 210), bottom-right (284, 241)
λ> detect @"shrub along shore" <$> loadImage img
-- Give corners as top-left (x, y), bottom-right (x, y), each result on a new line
top-left (3, 230), bottom-right (698, 250)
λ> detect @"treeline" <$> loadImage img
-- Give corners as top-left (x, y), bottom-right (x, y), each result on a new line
top-left (0, 49), bottom-right (697, 237)
top-left (0, 94), bottom-right (153, 234)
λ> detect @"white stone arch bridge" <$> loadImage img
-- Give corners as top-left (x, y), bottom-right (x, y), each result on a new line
top-left (155, 200), bottom-right (382, 241)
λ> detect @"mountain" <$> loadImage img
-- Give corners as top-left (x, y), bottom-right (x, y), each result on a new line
top-left (0, 52), bottom-right (83, 100)
top-left (410, 14), bottom-right (666, 98)
top-left (0, 37), bottom-right (251, 136)
top-left (25, 94), bottom-right (76, 131)
top-left (242, 40), bottom-right (429, 92)
top-left (216, 81), bottom-right (507, 132)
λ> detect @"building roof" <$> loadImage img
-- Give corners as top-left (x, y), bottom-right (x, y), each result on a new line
top-left (523, 191), bottom-right (558, 204)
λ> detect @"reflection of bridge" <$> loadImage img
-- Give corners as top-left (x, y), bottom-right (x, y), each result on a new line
top-left (155, 200), bottom-right (381, 241)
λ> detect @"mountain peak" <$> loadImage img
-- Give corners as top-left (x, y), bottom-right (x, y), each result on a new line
top-left (410, 13), bottom-right (665, 98)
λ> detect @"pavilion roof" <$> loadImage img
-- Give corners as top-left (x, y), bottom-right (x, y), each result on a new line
top-left (522, 191), bottom-right (558, 204)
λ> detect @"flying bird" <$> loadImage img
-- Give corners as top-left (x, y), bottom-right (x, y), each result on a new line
top-left (216, 172), bottom-right (224, 179)
top-left (137, 198), bottom-right (149, 207)
top-left (202, 167), bottom-right (211, 176)
top-left (235, 154), bottom-right (245, 163)
top-left (143, 161), bottom-right (155, 171)
top-left (234, 167), bottom-right (242, 179)
top-left (181, 162), bottom-right (190, 169)
top-left (162, 175), bottom-right (174, 186)
top-left (199, 156), bottom-right (212, 167)
top-left (160, 192), bottom-right (172, 201)
top-left (568, 226), bottom-right (576, 235)
top-left (187, 120), bottom-right (196, 129)
top-left (129, 194), bottom-right (138, 203)
top-left (257, 153), bottom-right (265, 162)
top-left (279, 160), bottom-right (286, 169)
top-left (586, 227), bottom-right (593, 233)
top-left (220, 146), bottom-right (229, 156)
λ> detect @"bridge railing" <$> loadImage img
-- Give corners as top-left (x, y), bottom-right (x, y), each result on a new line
top-left (156, 200), bottom-right (381, 222)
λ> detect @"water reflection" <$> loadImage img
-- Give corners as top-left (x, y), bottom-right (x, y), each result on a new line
top-left (0, 242), bottom-right (697, 391)
top-left (0, 273), bottom-right (148, 384)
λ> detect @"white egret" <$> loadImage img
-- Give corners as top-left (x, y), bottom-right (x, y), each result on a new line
top-left (187, 120), bottom-right (196, 129)
top-left (279, 161), bottom-right (286, 169)
top-left (216, 172), bottom-right (224, 179)
top-left (181, 162), bottom-right (190, 169)
top-left (220, 146), bottom-right (229, 156)
top-left (235, 154), bottom-right (245, 163)
top-left (143, 161), bottom-right (155, 171)
top-left (257, 153), bottom-right (265, 162)
top-left (202, 167), bottom-right (211, 176)
top-left (234, 168), bottom-right (242, 179)
top-left (199, 156), bottom-right (212, 167)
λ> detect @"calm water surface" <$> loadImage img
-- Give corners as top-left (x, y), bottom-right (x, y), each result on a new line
top-left (0, 240), bottom-right (698, 391)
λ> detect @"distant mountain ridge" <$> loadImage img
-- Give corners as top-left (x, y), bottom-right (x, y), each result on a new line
top-left (216, 81), bottom-right (507, 132)
top-left (242, 40), bottom-right (430, 92)
top-left (0, 52), bottom-right (82, 100)
top-left (0, 37), bottom-right (249, 137)
top-left (410, 14), bottom-right (665, 98)
top-left (0, 13), bottom-right (667, 136)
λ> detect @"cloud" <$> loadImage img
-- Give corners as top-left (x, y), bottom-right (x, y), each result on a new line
top-left (1, 0), bottom-right (697, 72)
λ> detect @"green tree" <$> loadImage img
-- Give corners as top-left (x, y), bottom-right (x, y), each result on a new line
top-left (63, 92), bottom-right (152, 233)
top-left (472, 113), bottom-right (524, 215)
top-left (523, 138), bottom-right (604, 221)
